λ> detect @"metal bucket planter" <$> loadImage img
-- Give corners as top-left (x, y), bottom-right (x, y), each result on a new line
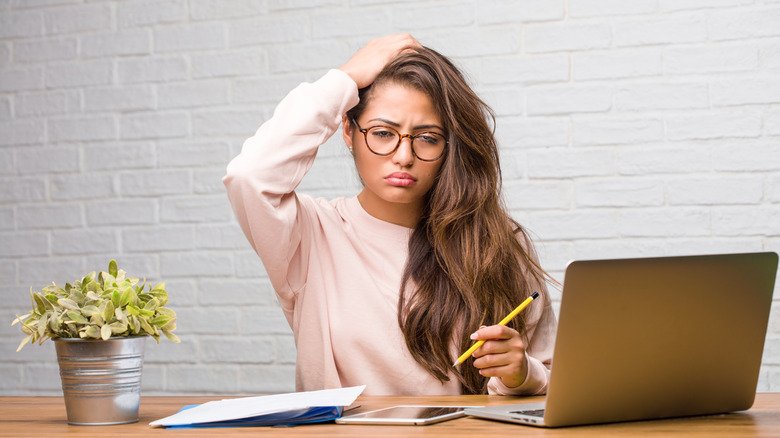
top-left (54, 336), bottom-right (146, 425)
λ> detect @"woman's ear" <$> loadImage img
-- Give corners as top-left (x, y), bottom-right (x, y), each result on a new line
top-left (342, 115), bottom-right (354, 153)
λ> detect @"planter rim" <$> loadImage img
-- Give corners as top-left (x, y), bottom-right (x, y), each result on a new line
top-left (53, 336), bottom-right (147, 343)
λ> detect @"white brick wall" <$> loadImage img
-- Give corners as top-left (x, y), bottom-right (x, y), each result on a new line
top-left (0, 0), bottom-right (778, 396)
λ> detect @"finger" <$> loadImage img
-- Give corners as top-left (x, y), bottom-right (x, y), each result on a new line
top-left (472, 338), bottom-right (525, 358)
top-left (470, 324), bottom-right (517, 341)
top-left (471, 352), bottom-right (514, 370)
top-left (476, 363), bottom-right (525, 380)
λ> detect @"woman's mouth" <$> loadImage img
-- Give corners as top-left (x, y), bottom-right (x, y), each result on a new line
top-left (385, 172), bottom-right (417, 187)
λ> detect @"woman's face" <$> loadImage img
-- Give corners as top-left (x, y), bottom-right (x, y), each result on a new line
top-left (342, 82), bottom-right (446, 225)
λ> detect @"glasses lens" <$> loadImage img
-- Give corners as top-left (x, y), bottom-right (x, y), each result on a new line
top-left (366, 127), bottom-right (399, 155)
top-left (412, 132), bottom-right (446, 160)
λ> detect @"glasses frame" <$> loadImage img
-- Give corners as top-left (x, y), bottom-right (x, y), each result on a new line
top-left (351, 118), bottom-right (448, 162)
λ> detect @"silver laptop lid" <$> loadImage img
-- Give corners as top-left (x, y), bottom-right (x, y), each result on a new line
top-left (544, 252), bottom-right (777, 427)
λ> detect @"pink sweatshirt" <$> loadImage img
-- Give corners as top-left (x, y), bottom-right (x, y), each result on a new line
top-left (223, 69), bottom-right (557, 396)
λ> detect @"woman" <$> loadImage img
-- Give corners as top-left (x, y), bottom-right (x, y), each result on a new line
top-left (223, 34), bottom-right (556, 395)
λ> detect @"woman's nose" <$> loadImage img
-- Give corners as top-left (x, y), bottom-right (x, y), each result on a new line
top-left (391, 136), bottom-right (415, 167)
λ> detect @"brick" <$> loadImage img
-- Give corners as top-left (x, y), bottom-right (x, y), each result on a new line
top-left (268, 0), bottom-right (339, 9)
top-left (166, 364), bottom-right (239, 393)
top-left (238, 365), bottom-right (295, 394)
top-left (770, 176), bottom-right (780, 203)
top-left (199, 278), bottom-right (275, 305)
top-left (660, 0), bottom-right (751, 11)
top-left (0, 119), bottom-right (45, 146)
top-left (194, 169), bottom-right (227, 194)
top-left (481, 54), bottom-right (568, 85)
top-left (117, 56), bottom-right (188, 84)
top-left (45, 60), bottom-right (112, 89)
top-left (50, 174), bottom-right (115, 200)
top-left (119, 170), bottom-right (191, 197)
top-left (117, 0), bottom-right (187, 28)
top-left (51, 228), bottom-right (119, 255)
top-left (524, 23), bottom-right (611, 53)
top-left (145, 338), bottom-right (197, 364)
top-left (764, 336), bottom-right (780, 365)
top-left (618, 208), bottom-right (710, 237)
top-left (43, 3), bottom-right (110, 34)
top-left (0, 67), bottom-right (44, 92)
top-left (576, 178), bottom-right (664, 207)
top-left (762, 42), bottom-right (780, 70)
top-left (19, 363), bottom-right (61, 393)
top-left (2, 285), bottom-right (37, 311)
top-left (201, 336), bottom-right (274, 364)
top-left (84, 85), bottom-right (155, 112)
top-left (229, 15), bottom-right (309, 47)
top-left (0, 177), bottom-right (46, 202)
top-left (569, 0), bottom-right (657, 17)
top-left (163, 279), bottom-right (198, 305)
top-left (312, 8), bottom-right (393, 38)
top-left (86, 199), bottom-right (158, 226)
top-left (709, 7), bottom-right (780, 40)
top-left (477, 87), bottom-right (524, 116)
top-left (173, 306), bottom-right (240, 335)
top-left (0, 96), bottom-right (10, 120)
top-left (666, 176), bottom-right (763, 206)
top-left (418, 26), bottom-right (523, 57)
top-left (158, 80), bottom-right (229, 109)
top-left (712, 206), bottom-right (780, 236)
top-left (15, 90), bottom-right (80, 117)
top-left (711, 78), bottom-right (780, 106)
top-left (275, 334), bottom-right (296, 364)
top-left (0, 149), bottom-right (11, 175)
top-left (613, 15), bottom-right (706, 46)
top-left (527, 148), bottom-right (615, 178)
top-left (658, 237), bottom-right (763, 256)
top-left (17, 257), bottom-right (85, 286)
top-left (666, 109), bottom-right (762, 140)
top-left (268, 40), bottom-right (352, 73)
top-left (0, 231), bottom-right (49, 257)
top-left (161, 195), bottom-right (234, 223)
top-left (195, 223), bottom-right (254, 250)
top-left (664, 45), bottom-right (758, 75)
top-left (83, 142), bottom-right (156, 171)
top-left (0, 207), bottom-right (13, 229)
top-left (139, 364), bottom-right (165, 393)
top-left (234, 251), bottom-right (266, 278)
top-left (515, 210), bottom-right (619, 240)
top-left (570, 239), bottom-right (667, 262)
top-left (526, 85), bottom-right (612, 115)
top-left (495, 116), bottom-right (569, 148)
top-left (122, 225), bottom-right (194, 252)
top-left (241, 306), bottom-right (291, 334)
top-left (120, 112), bottom-right (189, 140)
top-left (83, 254), bottom-right (160, 281)
top-left (14, 37), bottom-right (77, 63)
top-left (154, 23), bottom-right (226, 53)
top-left (233, 74), bottom-right (310, 104)
top-left (504, 180), bottom-right (572, 210)
top-left (190, 0), bottom-right (266, 20)
top-left (614, 83), bottom-right (708, 111)
top-left (572, 115), bottom-right (664, 145)
top-left (0, 43), bottom-right (9, 67)
top-left (477, 0), bottom-right (564, 24)
top-left (49, 116), bottom-right (116, 142)
top-left (573, 48), bottom-right (662, 81)
top-left (191, 49), bottom-right (267, 78)
top-left (711, 141), bottom-right (780, 172)
top-left (160, 252), bottom-right (234, 277)
top-left (767, 108), bottom-right (780, 136)
top-left (158, 140), bottom-right (230, 168)
top-left (81, 29), bottom-right (152, 58)
top-left (191, 109), bottom-right (260, 137)
top-left (15, 147), bottom-right (79, 175)
top-left (17, 204), bottom-right (82, 229)
top-left (0, 9), bottom-right (43, 38)
top-left (392, 3), bottom-right (473, 29)
top-left (618, 145), bottom-right (711, 175)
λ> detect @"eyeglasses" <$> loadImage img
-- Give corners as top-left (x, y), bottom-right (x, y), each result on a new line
top-left (351, 118), bottom-right (447, 162)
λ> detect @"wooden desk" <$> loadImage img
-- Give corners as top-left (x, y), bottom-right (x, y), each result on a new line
top-left (2, 393), bottom-right (779, 437)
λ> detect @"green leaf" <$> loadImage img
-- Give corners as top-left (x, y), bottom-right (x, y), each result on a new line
top-left (162, 330), bottom-right (181, 343)
top-left (114, 307), bottom-right (127, 323)
top-left (80, 305), bottom-right (100, 317)
top-left (82, 325), bottom-right (100, 339)
top-left (108, 259), bottom-right (118, 278)
top-left (100, 324), bottom-right (111, 340)
top-left (102, 301), bottom-right (115, 323)
top-left (109, 321), bottom-right (128, 334)
top-left (57, 298), bottom-right (80, 311)
top-left (16, 335), bottom-right (32, 352)
top-left (65, 310), bottom-right (89, 325)
top-left (11, 313), bottom-right (30, 326)
top-left (111, 290), bottom-right (121, 308)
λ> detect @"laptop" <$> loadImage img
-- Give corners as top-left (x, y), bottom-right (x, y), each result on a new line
top-left (465, 252), bottom-right (778, 428)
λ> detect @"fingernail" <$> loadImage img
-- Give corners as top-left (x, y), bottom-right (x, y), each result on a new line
top-left (470, 332), bottom-right (478, 340)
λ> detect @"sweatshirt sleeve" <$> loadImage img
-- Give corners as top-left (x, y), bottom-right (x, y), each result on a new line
top-left (222, 69), bottom-right (359, 310)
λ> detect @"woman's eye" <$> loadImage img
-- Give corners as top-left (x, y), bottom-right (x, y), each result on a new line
top-left (418, 134), bottom-right (442, 145)
top-left (371, 130), bottom-right (394, 138)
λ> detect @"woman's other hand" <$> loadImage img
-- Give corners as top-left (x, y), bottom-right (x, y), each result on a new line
top-left (470, 324), bottom-right (530, 388)
top-left (339, 33), bottom-right (422, 89)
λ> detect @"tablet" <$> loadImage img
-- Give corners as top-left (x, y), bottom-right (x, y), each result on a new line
top-left (336, 405), bottom-right (476, 425)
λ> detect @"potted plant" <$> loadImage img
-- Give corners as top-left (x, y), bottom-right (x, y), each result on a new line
top-left (11, 259), bottom-right (180, 425)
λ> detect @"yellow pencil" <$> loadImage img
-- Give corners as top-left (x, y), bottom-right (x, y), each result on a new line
top-left (452, 291), bottom-right (540, 367)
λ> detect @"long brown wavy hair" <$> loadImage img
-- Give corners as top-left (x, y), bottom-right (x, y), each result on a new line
top-left (346, 47), bottom-right (550, 394)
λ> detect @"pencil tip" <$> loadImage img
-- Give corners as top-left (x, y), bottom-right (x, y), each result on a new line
top-left (532, 291), bottom-right (540, 299)
top-left (452, 361), bottom-right (459, 367)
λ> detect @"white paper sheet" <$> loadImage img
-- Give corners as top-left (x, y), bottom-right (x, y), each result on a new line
top-left (149, 385), bottom-right (366, 427)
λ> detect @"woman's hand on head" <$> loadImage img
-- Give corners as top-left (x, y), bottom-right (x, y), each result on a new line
top-left (339, 33), bottom-right (422, 89)
top-left (470, 325), bottom-right (529, 389)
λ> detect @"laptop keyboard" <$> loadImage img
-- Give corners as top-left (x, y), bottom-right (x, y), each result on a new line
top-left (510, 409), bottom-right (545, 417)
